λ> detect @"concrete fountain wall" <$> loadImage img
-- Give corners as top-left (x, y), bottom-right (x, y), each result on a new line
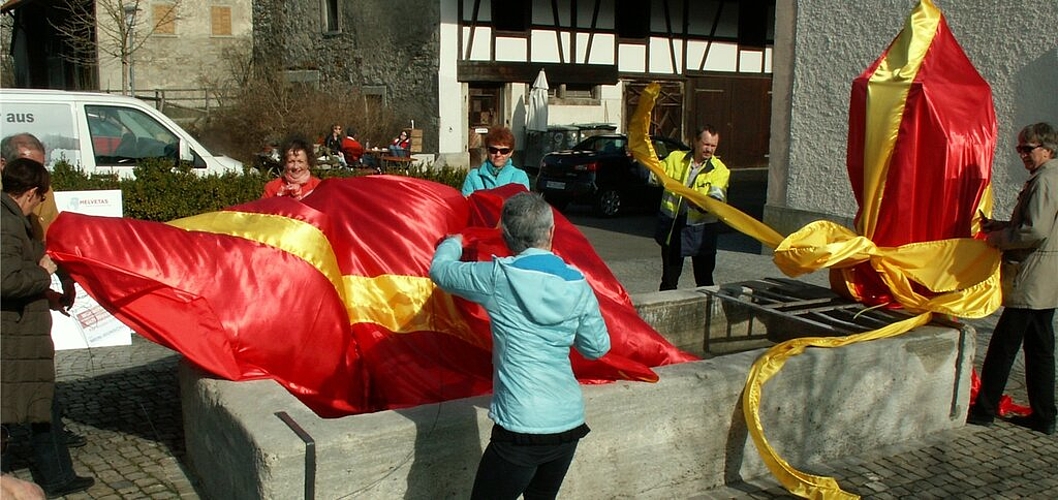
top-left (179, 286), bottom-right (974, 499)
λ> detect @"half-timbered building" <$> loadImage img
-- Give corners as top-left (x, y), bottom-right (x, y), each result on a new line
top-left (254, 0), bottom-right (776, 168)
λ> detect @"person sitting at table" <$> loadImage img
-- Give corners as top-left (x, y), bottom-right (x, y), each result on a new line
top-left (262, 136), bottom-right (321, 200)
top-left (323, 123), bottom-right (347, 167)
top-left (461, 126), bottom-right (531, 196)
top-left (340, 126), bottom-right (365, 167)
top-left (389, 130), bottom-right (411, 157)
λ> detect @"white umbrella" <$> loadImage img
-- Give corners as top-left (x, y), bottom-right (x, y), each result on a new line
top-left (526, 69), bottom-right (549, 132)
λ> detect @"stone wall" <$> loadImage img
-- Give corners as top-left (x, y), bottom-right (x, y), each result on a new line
top-left (252, 0), bottom-right (441, 153)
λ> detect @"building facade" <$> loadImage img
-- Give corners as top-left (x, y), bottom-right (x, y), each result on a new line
top-left (254, 0), bottom-right (776, 168)
top-left (95, 0), bottom-right (253, 94)
top-left (1, 0), bottom-right (252, 101)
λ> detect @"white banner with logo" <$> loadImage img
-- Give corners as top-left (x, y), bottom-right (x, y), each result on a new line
top-left (50, 190), bottom-right (134, 350)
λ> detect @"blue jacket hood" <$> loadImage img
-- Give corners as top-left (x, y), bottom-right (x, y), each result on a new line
top-left (498, 248), bottom-right (586, 325)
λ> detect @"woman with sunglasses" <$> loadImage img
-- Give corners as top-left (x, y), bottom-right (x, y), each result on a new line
top-left (461, 127), bottom-right (530, 196)
top-left (969, 122), bottom-right (1058, 436)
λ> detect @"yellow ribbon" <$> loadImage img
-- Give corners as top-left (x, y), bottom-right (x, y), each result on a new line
top-left (742, 312), bottom-right (932, 500)
top-left (628, 1), bottom-right (1000, 495)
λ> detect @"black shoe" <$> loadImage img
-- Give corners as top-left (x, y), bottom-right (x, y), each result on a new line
top-left (1007, 415), bottom-right (1056, 435)
top-left (43, 475), bottom-right (94, 498)
top-left (966, 411), bottom-right (994, 427)
top-left (63, 430), bottom-right (87, 448)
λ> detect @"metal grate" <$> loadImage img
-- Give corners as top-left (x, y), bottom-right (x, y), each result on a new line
top-left (706, 277), bottom-right (917, 353)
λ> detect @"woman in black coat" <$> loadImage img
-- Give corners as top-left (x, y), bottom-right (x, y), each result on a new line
top-left (1, 158), bottom-right (93, 496)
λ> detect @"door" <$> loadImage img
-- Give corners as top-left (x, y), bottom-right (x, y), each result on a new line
top-left (688, 75), bottom-right (772, 169)
top-left (468, 83), bottom-right (504, 166)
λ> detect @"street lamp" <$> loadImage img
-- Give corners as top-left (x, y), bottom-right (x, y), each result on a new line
top-left (123, 3), bottom-right (138, 96)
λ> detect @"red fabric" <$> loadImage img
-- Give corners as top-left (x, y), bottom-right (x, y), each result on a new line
top-left (969, 369), bottom-right (1031, 418)
top-left (46, 200), bottom-right (363, 416)
top-left (47, 177), bottom-right (696, 416)
top-left (842, 15), bottom-right (996, 305)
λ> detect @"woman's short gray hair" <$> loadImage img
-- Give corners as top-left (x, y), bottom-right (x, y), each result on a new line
top-left (501, 192), bottom-right (554, 254)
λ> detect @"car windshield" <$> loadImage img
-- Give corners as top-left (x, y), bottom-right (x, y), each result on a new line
top-left (576, 136), bottom-right (626, 153)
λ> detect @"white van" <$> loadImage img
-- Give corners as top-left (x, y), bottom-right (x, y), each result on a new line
top-left (0, 89), bottom-right (242, 177)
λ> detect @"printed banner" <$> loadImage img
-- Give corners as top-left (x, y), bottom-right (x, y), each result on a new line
top-left (50, 189), bottom-right (132, 350)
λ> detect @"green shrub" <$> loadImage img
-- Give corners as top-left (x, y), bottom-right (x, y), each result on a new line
top-left (50, 159), bottom-right (467, 222)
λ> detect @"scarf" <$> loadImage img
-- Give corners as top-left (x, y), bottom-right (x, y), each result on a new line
top-left (280, 168), bottom-right (312, 199)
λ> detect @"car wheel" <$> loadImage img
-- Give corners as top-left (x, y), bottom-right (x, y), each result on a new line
top-left (594, 189), bottom-right (621, 217)
top-left (543, 193), bottom-right (570, 211)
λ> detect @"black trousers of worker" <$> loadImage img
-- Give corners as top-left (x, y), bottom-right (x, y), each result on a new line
top-left (974, 307), bottom-right (1056, 425)
top-left (659, 222), bottom-right (720, 291)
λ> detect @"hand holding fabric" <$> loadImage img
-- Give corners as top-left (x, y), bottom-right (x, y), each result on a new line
top-left (38, 255), bottom-right (56, 274)
top-left (60, 278), bottom-right (76, 309)
top-left (45, 289), bottom-right (70, 316)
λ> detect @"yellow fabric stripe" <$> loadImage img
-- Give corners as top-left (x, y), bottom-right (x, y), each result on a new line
top-left (858, 0), bottom-right (941, 239)
top-left (742, 312), bottom-right (932, 500)
top-left (342, 274), bottom-right (486, 346)
top-left (168, 211), bottom-right (348, 304)
top-left (772, 220), bottom-right (1002, 319)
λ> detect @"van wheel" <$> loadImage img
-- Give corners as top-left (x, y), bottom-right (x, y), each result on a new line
top-left (594, 189), bottom-right (621, 217)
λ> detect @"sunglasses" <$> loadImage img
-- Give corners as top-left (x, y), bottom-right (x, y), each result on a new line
top-left (1016, 144), bottom-right (1040, 155)
top-left (36, 190), bottom-right (48, 202)
top-left (487, 146), bottom-right (512, 155)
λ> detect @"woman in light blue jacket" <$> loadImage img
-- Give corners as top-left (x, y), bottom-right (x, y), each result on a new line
top-left (430, 192), bottom-right (610, 499)
top-left (461, 127), bottom-right (531, 196)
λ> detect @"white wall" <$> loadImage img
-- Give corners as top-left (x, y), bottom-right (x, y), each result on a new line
top-left (770, 0), bottom-right (1058, 224)
top-left (437, 0), bottom-right (464, 158)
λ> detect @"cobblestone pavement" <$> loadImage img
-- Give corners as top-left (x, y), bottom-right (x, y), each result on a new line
top-left (3, 251), bottom-right (1056, 499)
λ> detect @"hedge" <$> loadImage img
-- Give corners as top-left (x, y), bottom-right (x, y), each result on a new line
top-left (50, 159), bottom-right (468, 222)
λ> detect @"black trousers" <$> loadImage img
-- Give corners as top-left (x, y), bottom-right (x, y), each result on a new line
top-left (659, 223), bottom-right (719, 291)
top-left (469, 438), bottom-right (580, 500)
top-left (974, 307), bottom-right (1056, 424)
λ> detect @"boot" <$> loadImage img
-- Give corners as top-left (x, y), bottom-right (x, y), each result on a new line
top-left (30, 426), bottom-right (94, 498)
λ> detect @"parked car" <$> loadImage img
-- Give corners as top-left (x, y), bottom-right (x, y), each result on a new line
top-left (535, 134), bottom-right (690, 217)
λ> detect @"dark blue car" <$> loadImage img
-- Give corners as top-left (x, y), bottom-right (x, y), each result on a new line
top-left (535, 134), bottom-right (690, 217)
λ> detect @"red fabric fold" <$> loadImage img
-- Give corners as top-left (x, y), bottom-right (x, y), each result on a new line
top-left (48, 176), bottom-right (695, 416)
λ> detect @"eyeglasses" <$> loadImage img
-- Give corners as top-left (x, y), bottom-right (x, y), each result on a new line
top-left (1016, 144), bottom-right (1040, 155)
top-left (36, 190), bottom-right (48, 202)
top-left (487, 146), bottom-right (512, 155)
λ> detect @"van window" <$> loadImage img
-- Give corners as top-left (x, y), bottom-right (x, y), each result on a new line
top-left (86, 105), bottom-right (179, 166)
top-left (0, 102), bottom-right (81, 167)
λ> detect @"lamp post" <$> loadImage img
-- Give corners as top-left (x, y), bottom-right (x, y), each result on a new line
top-left (123, 3), bottom-right (138, 96)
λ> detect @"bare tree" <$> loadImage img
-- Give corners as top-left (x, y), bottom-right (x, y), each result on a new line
top-left (52, 0), bottom-right (182, 95)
